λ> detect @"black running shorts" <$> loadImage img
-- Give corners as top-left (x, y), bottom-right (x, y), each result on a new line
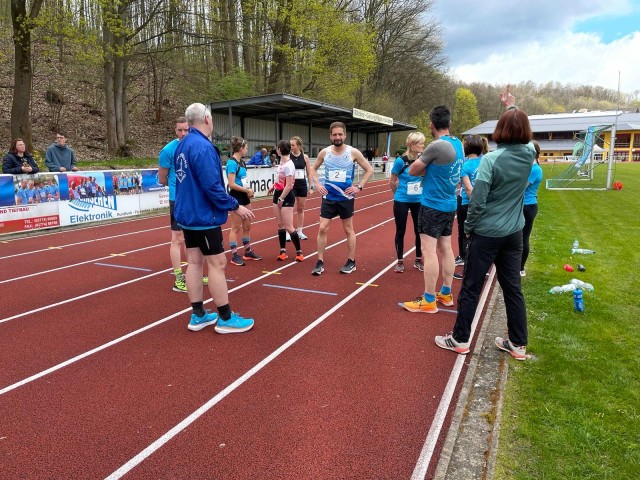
top-left (183, 226), bottom-right (225, 255)
top-left (417, 205), bottom-right (456, 238)
top-left (320, 198), bottom-right (355, 220)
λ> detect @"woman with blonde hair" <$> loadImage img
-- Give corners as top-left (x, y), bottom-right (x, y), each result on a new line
top-left (389, 131), bottom-right (425, 272)
top-left (288, 136), bottom-right (314, 240)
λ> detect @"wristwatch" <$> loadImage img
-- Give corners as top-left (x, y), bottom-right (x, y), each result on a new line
top-left (357, 184), bottom-right (363, 191)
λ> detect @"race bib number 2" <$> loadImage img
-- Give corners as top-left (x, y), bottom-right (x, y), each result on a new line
top-left (329, 169), bottom-right (347, 183)
top-left (407, 181), bottom-right (422, 195)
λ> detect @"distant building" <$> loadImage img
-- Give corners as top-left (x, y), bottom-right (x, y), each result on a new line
top-left (464, 110), bottom-right (640, 162)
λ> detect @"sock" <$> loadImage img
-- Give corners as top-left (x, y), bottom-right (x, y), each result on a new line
top-left (217, 303), bottom-right (232, 321)
top-left (290, 231), bottom-right (301, 251)
top-left (423, 292), bottom-right (435, 303)
top-left (278, 229), bottom-right (286, 249)
top-left (397, 259), bottom-right (404, 264)
top-left (191, 301), bottom-right (205, 317)
top-left (230, 242), bottom-right (237, 254)
top-left (441, 285), bottom-right (451, 295)
top-left (174, 268), bottom-right (183, 277)
top-left (242, 237), bottom-right (251, 252)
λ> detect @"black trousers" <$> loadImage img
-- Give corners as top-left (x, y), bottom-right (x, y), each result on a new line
top-left (453, 230), bottom-right (528, 346)
top-left (393, 200), bottom-right (422, 260)
top-left (456, 199), bottom-right (469, 258)
top-left (521, 203), bottom-right (538, 271)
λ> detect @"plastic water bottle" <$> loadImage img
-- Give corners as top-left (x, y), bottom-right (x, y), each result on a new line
top-left (573, 289), bottom-right (585, 312)
top-left (570, 279), bottom-right (594, 291)
top-left (573, 239), bottom-right (579, 249)
top-left (572, 248), bottom-right (596, 255)
top-left (549, 284), bottom-right (576, 294)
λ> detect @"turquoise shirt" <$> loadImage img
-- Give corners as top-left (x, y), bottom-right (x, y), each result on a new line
top-left (460, 156), bottom-right (482, 206)
top-left (524, 163), bottom-right (543, 205)
top-left (226, 158), bottom-right (247, 188)
top-left (391, 155), bottom-right (423, 203)
top-left (158, 139), bottom-right (179, 201)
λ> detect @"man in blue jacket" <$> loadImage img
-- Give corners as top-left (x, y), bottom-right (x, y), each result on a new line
top-left (174, 103), bottom-right (255, 334)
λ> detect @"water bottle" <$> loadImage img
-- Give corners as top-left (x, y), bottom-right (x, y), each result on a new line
top-left (549, 284), bottom-right (576, 294)
top-left (572, 248), bottom-right (596, 255)
top-left (573, 239), bottom-right (579, 249)
top-left (570, 279), bottom-right (594, 291)
top-left (573, 289), bottom-right (585, 312)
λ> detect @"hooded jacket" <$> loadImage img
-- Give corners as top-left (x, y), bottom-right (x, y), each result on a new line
top-left (2, 151), bottom-right (39, 174)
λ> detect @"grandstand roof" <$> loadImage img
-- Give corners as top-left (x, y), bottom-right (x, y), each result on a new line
top-left (464, 111), bottom-right (640, 135)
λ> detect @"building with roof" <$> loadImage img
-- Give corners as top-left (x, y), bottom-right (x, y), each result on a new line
top-left (208, 93), bottom-right (416, 159)
top-left (464, 110), bottom-right (640, 162)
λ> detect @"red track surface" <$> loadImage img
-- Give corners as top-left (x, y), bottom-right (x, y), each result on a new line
top-left (0, 180), bottom-right (492, 479)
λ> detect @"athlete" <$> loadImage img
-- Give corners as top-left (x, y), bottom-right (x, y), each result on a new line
top-left (289, 136), bottom-right (314, 241)
top-left (310, 122), bottom-right (374, 275)
top-left (226, 136), bottom-right (262, 266)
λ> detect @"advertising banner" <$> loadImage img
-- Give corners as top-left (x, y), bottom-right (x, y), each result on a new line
top-left (0, 202), bottom-right (60, 234)
top-left (58, 194), bottom-right (141, 227)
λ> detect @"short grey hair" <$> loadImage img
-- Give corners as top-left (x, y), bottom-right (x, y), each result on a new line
top-left (184, 103), bottom-right (211, 126)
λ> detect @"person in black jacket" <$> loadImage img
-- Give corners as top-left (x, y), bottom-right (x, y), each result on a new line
top-left (2, 138), bottom-right (39, 174)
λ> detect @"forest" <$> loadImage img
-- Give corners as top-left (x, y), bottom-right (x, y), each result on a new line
top-left (2, 0), bottom-right (639, 160)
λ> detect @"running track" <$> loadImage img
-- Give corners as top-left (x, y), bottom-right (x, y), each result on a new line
top-left (0, 179), bottom-right (495, 479)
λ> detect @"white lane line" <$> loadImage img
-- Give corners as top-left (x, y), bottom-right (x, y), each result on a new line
top-left (262, 284), bottom-right (338, 296)
top-left (0, 200), bottom-right (392, 322)
top-left (104, 253), bottom-right (401, 480)
top-left (94, 263), bottom-right (153, 272)
top-left (410, 267), bottom-right (496, 480)
top-left (0, 217), bottom-right (394, 393)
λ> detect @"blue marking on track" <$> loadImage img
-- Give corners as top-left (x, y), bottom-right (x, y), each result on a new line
top-left (94, 262), bottom-right (153, 272)
top-left (262, 284), bottom-right (338, 296)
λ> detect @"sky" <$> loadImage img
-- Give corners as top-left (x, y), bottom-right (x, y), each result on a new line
top-left (432, 0), bottom-right (640, 94)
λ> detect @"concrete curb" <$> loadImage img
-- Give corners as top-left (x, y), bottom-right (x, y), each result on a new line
top-left (433, 287), bottom-right (510, 479)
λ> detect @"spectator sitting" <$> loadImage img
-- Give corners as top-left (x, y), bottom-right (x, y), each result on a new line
top-left (2, 138), bottom-right (39, 175)
top-left (247, 148), bottom-right (268, 166)
top-left (45, 131), bottom-right (78, 172)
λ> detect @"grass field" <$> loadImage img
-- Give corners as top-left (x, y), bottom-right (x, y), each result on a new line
top-left (494, 162), bottom-right (640, 479)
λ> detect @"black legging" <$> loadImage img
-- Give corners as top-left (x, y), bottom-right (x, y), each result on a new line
top-left (393, 200), bottom-right (422, 260)
top-left (456, 196), bottom-right (468, 258)
top-left (521, 203), bottom-right (538, 270)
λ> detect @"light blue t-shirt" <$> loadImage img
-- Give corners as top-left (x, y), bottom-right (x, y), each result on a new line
top-left (524, 163), bottom-right (543, 205)
top-left (419, 136), bottom-right (464, 212)
top-left (391, 155), bottom-right (423, 203)
top-left (460, 156), bottom-right (482, 206)
top-left (158, 139), bottom-right (179, 200)
top-left (226, 158), bottom-right (247, 188)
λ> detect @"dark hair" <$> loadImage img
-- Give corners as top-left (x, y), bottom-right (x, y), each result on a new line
top-left (277, 139), bottom-right (291, 155)
top-left (176, 116), bottom-right (187, 124)
top-left (492, 108), bottom-right (532, 144)
top-left (429, 106), bottom-right (451, 130)
top-left (55, 131), bottom-right (66, 138)
top-left (329, 122), bottom-right (346, 134)
top-left (230, 136), bottom-right (247, 153)
top-left (464, 135), bottom-right (484, 156)
top-left (9, 138), bottom-right (29, 154)
top-left (531, 139), bottom-right (541, 163)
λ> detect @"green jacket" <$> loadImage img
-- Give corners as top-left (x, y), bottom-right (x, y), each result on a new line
top-left (465, 142), bottom-right (536, 237)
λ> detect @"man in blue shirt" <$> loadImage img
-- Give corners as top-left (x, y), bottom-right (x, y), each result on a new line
top-left (247, 148), bottom-right (268, 166)
top-left (403, 106), bottom-right (464, 314)
top-left (174, 103), bottom-right (255, 334)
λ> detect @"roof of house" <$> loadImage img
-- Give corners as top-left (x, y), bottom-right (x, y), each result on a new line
top-left (464, 111), bottom-right (640, 135)
top-left (208, 93), bottom-right (417, 134)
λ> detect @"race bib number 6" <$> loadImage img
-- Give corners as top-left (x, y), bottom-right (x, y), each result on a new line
top-left (407, 181), bottom-right (422, 195)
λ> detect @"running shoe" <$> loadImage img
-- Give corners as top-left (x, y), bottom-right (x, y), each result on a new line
top-left (520, 270), bottom-right (526, 277)
top-left (311, 260), bottom-right (324, 276)
top-left (297, 230), bottom-right (308, 240)
top-left (436, 291), bottom-right (454, 307)
top-left (276, 252), bottom-right (289, 261)
top-left (435, 333), bottom-right (470, 354)
top-left (414, 259), bottom-right (424, 272)
top-left (453, 272), bottom-right (464, 280)
top-left (214, 312), bottom-right (254, 334)
top-left (394, 262), bottom-right (404, 273)
top-left (495, 337), bottom-right (528, 360)
top-left (339, 259), bottom-right (356, 274)
top-left (243, 250), bottom-right (262, 261)
top-left (454, 256), bottom-right (465, 266)
top-left (202, 276), bottom-right (209, 286)
top-left (173, 276), bottom-right (187, 293)
top-left (231, 253), bottom-right (245, 266)
top-left (402, 296), bottom-right (438, 313)
top-left (295, 253), bottom-right (304, 262)
top-left (187, 310), bottom-right (218, 331)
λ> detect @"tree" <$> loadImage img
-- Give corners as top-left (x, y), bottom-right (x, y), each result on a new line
top-left (10, 0), bottom-right (44, 150)
top-left (451, 87), bottom-right (480, 138)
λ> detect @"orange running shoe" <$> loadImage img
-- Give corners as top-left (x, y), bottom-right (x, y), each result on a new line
top-left (295, 253), bottom-right (304, 262)
top-left (276, 252), bottom-right (288, 261)
top-left (436, 291), bottom-right (454, 307)
top-left (402, 297), bottom-right (438, 314)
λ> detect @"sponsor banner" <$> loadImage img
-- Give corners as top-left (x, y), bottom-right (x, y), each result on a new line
top-left (244, 167), bottom-right (277, 198)
top-left (141, 168), bottom-right (166, 193)
top-left (140, 189), bottom-right (168, 212)
top-left (5, 173), bottom-right (66, 206)
top-left (0, 202), bottom-right (60, 234)
top-left (58, 194), bottom-right (141, 226)
top-left (0, 175), bottom-right (14, 207)
top-left (107, 170), bottom-right (143, 196)
top-left (67, 171), bottom-right (112, 199)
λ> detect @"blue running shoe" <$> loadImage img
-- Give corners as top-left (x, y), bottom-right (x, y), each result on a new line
top-left (188, 310), bottom-right (218, 331)
top-left (214, 312), bottom-right (254, 334)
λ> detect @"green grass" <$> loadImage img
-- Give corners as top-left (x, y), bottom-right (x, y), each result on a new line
top-left (494, 162), bottom-right (640, 479)
top-left (76, 157), bottom-right (158, 169)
